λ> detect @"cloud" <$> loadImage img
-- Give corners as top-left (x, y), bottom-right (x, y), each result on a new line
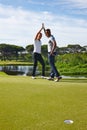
top-left (0, 4), bottom-right (87, 47)
top-left (27, 0), bottom-right (87, 8)
top-left (27, 0), bottom-right (87, 16)
top-left (0, 4), bottom-right (39, 46)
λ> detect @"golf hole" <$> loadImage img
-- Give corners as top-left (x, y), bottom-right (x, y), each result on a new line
top-left (64, 120), bottom-right (74, 124)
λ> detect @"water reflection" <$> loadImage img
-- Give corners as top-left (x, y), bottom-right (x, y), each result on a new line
top-left (0, 65), bottom-right (35, 76)
top-left (0, 65), bottom-right (87, 78)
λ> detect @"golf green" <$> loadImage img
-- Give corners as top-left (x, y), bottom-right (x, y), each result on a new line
top-left (0, 75), bottom-right (87, 130)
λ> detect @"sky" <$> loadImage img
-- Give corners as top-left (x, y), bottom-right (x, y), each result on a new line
top-left (0, 0), bottom-right (87, 47)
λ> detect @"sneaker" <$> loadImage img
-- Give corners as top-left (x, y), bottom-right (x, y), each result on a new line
top-left (32, 76), bottom-right (36, 79)
top-left (55, 76), bottom-right (62, 82)
top-left (47, 77), bottom-right (54, 81)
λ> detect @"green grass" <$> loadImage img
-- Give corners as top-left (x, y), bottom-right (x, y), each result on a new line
top-left (0, 71), bottom-right (8, 76)
top-left (0, 75), bottom-right (87, 130)
top-left (0, 61), bottom-right (33, 65)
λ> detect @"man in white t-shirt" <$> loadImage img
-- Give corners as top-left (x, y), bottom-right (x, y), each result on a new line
top-left (43, 27), bottom-right (62, 82)
top-left (32, 27), bottom-right (45, 79)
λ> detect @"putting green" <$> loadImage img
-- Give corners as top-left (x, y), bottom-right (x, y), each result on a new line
top-left (0, 75), bottom-right (87, 130)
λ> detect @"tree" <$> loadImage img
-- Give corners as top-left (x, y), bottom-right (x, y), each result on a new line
top-left (0, 43), bottom-right (25, 60)
top-left (26, 45), bottom-right (33, 54)
top-left (67, 44), bottom-right (83, 53)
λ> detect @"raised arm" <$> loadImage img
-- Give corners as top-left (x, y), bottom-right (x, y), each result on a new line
top-left (42, 23), bottom-right (46, 35)
top-left (35, 27), bottom-right (43, 40)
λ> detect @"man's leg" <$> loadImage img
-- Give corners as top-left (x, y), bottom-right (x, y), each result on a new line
top-left (49, 54), bottom-right (60, 77)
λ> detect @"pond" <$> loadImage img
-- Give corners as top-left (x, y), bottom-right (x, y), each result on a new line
top-left (0, 65), bottom-right (38, 76)
top-left (0, 65), bottom-right (87, 78)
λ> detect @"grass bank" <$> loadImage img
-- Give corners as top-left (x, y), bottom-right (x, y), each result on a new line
top-left (0, 61), bottom-right (33, 66)
top-left (0, 74), bottom-right (87, 130)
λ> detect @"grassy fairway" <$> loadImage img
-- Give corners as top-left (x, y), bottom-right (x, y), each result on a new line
top-left (0, 75), bottom-right (87, 130)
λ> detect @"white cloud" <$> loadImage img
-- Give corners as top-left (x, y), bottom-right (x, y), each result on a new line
top-left (0, 4), bottom-right (87, 47)
top-left (27, 0), bottom-right (87, 9)
top-left (0, 4), bottom-right (39, 46)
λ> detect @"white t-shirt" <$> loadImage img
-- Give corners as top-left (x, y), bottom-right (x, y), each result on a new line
top-left (33, 40), bottom-right (42, 54)
top-left (48, 35), bottom-right (56, 52)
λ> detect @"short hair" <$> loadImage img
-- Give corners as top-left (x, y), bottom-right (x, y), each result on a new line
top-left (45, 29), bottom-right (51, 33)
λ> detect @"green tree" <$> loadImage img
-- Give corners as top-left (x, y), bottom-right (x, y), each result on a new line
top-left (0, 43), bottom-right (25, 61)
top-left (26, 45), bottom-right (33, 54)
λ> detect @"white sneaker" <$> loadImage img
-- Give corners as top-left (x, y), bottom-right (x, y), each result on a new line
top-left (55, 76), bottom-right (62, 82)
top-left (54, 79), bottom-right (59, 82)
top-left (32, 76), bottom-right (36, 79)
